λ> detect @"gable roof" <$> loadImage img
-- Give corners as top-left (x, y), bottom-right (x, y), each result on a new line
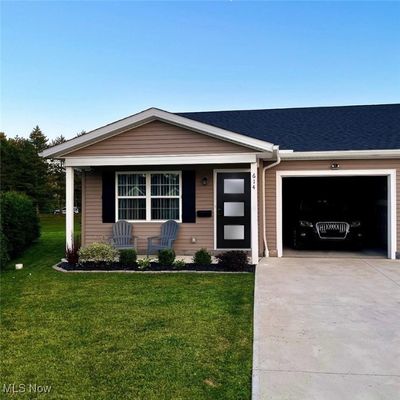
top-left (178, 104), bottom-right (400, 152)
top-left (41, 104), bottom-right (400, 159)
top-left (41, 108), bottom-right (274, 158)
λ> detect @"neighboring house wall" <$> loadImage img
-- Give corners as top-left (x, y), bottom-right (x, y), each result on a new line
top-left (264, 159), bottom-right (400, 256)
top-left (81, 167), bottom-right (215, 254)
top-left (66, 120), bottom-right (253, 156)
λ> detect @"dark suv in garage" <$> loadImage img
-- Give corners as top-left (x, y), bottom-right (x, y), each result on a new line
top-left (292, 198), bottom-right (364, 249)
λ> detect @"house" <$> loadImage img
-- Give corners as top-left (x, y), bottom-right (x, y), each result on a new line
top-left (41, 104), bottom-right (400, 263)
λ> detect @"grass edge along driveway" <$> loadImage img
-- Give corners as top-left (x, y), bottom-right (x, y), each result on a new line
top-left (0, 215), bottom-right (254, 400)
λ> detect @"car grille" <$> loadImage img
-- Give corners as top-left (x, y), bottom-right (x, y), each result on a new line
top-left (316, 222), bottom-right (349, 239)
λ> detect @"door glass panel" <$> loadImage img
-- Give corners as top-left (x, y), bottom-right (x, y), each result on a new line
top-left (224, 225), bottom-right (245, 240)
top-left (224, 179), bottom-right (244, 194)
top-left (224, 202), bottom-right (244, 217)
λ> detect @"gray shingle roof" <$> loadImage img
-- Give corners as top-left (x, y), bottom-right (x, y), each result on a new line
top-left (177, 104), bottom-right (400, 151)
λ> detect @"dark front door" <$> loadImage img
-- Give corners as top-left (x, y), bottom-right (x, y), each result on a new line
top-left (216, 172), bottom-right (251, 249)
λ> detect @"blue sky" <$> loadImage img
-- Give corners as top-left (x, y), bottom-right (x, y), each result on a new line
top-left (1, 1), bottom-right (399, 140)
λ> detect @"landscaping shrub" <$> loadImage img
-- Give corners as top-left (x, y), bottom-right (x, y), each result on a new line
top-left (119, 249), bottom-right (137, 267)
top-left (158, 249), bottom-right (176, 266)
top-left (193, 248), bottom-right (212, 265)
top-left (0, 191), bottom-right (40, 264)
top-left (216, 250), bottom-right (249, 270)
top-left (78, 242), bottom-right (119, 264)
top-left (137, 257), bottom-right (152, 270)
top-left (173, 259), bottom-right (186, 270)
top-left (65, 236), bottom-right (81, 265)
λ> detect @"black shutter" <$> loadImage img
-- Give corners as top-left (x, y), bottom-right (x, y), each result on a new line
top-left (182, 170), bottom-right (196, 223)
top-left (102, 171), bottom-right (116, 223)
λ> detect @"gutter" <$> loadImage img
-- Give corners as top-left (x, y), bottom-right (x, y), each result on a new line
top-left (262, 147), bottom-right (281, 257)
top-left (280, 149), bottom-right (400, 160)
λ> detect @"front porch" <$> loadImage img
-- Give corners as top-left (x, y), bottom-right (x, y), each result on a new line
top-left (65, 154), bottom-right (260, 264)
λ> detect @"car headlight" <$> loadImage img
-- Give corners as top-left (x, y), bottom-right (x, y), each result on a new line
top-left (350, 221), bottom-right (361, 227)
top-left (299, 220), bottom-right (313, 228)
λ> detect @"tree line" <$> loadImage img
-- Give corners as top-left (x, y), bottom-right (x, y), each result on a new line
top-left (1, 126), bottom-right (82, 213)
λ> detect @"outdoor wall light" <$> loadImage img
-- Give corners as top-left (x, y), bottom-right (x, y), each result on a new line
top-left (201, 177), bottom-right (208, 186)
top-left (330, 162), bottom-right (340, 170)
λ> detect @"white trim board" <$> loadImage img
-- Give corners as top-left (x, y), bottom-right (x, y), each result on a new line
top-left (250, 162), bottom-right (259, 264)
top-left (275, 169), bottom-right (397, 260)
top-left (64, 153), bottom-right (258, 167)
top-left (280, 149), bottom-right (400, 160)
top-left (41, 107), bottom-right (274, 158)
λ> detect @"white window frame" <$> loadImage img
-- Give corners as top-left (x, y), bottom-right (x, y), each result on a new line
top-left (115, 171), bottom-right (182, 222)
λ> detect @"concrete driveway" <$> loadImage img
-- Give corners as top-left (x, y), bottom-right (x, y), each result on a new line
top-left (252, 257), bottom-right (400, 400)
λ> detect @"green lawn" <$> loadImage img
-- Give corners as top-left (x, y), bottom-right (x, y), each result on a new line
top-left (0, 215), bottom-right (254, 399)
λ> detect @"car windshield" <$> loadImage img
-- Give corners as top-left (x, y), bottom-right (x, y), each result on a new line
top-left (299, 199), bottom-right (352, 213)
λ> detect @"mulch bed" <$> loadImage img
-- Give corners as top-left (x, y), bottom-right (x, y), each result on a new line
top-left (59, 261), bottom-right (255, 273)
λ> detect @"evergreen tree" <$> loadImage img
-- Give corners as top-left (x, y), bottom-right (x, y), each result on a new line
top-left (50, 135), bottom-right (66, 147)
top-left (48, 135), bottom-right (67, 209)
top-left (29, 125), bottom-right (48, 153)
top-left (47, 134), bottom-right (82, 211)
top-left (1, 131), bottom-right (51, 211)
top-left (1, 128), bottom-right (83, 213)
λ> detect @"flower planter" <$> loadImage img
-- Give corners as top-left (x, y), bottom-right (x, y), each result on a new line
top-left (58, 261), bottom-right (255, 273)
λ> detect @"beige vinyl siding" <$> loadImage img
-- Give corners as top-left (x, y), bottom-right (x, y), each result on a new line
top-left (66, 120), bottom-right (253, 157)
top-left (80, 157), bottom-right (399, 258)
top-left (82, 168), bottom-right (214, 254)
top-left (263, 159), bottom-right (400, 257)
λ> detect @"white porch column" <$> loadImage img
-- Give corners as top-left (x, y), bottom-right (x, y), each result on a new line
top-left (66, 166), bottom-right (74, 250)
top-left (250, 162), bottom-right (259, 264)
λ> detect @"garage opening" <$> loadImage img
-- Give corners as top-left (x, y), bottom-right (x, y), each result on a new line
top-left (282, 176), bottom-right (388, 257)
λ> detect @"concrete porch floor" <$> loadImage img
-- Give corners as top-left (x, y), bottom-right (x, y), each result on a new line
top-left (252, 257), bottom-right (400, 400)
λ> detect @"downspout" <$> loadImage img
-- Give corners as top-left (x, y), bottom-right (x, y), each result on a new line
top-left (262, 147), bottom-right (281, 257)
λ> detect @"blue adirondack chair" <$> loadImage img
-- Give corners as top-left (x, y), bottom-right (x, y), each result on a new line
top-left (147, 220), bottom-right (179, 255)
top-left (110, 220), bottom-right (138, 250)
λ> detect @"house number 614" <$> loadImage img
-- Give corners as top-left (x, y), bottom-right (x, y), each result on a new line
top-left (252, 173), bottom-right (256, 189)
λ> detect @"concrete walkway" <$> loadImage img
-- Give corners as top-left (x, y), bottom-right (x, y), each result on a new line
top-left (252, 257), bottom-right (400, 400)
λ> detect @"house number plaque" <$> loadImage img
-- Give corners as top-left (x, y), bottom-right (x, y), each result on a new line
top-left (252, 173), bottom-right (256, 190)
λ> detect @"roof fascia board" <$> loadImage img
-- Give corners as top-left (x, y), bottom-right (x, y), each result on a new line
top-left (277, 149), bottom-right (400, 160)
top-left (41, 108), bottom-right (274, 158)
